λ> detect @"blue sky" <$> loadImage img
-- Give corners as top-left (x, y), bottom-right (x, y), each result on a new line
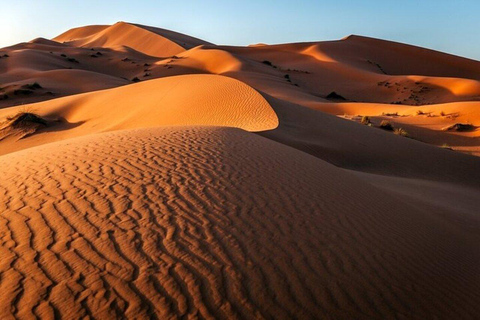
top-left (1, 0), bottom-right (479, 60)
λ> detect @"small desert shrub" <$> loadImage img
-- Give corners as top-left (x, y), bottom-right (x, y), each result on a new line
top-left (67, 57), bottom-right (79, 63)
top-left (1, 112), bottom-right (48, 140)
top-left (379, 120), bottom-right (394, 131)
top-left (6, 112), bottom-right (47, 127)
top-left (443, 123), bottom-right (476, 132)
top-left (440, 111), bottom-right (446, 116)
top-left (22, 82), bottom-right (42, 90)
top-left (60, 53), bottom-right (67, 57)
top-left (262, 60), bottom-right (273, 66)
top-left (394, 128), bottom-right (409, 137)
top-left (416, 110), bottom-right (425, 115)
top-left (382, 112), bottom-right (399, 116)
top-left (132, 77), bottom-right (140, 82)
top-left (361, 116), bottom-right (371, 125)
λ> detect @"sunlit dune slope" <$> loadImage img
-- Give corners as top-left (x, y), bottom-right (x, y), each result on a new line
top-left (3, 28), bottom-right (480, 110)
top-left (0, 126), bottom-right (478, 319)
top-left (211, 37), bottom-right (480, 105)
top-left (0, 74), bottom-right (278, 154)
top-left (53, 22), bottom-right (210, 57)
top-left (52, 25), bottom-right (110, 41)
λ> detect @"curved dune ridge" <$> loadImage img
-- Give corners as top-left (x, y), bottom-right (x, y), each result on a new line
top-left (1, 22), bottom-right (480, 319)
top-left (0, 74), bottom-right (278, 154)
top-left (53, 22), bottom-right (209, 57)
top-left (0, 126), bottom-right (479, 319)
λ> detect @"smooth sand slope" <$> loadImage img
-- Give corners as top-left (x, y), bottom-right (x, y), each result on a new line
top-left (0, 74), bottom-right (278, 154)
top-left (53, 22), bottom-right (210, 57)
top-left (1, 127), bottom-right (479, 319)
top-left (1, 24), bottom-right (479, 156)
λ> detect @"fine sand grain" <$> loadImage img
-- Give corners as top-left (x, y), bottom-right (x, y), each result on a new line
top-left (1, 127), bottom-right (479, 319)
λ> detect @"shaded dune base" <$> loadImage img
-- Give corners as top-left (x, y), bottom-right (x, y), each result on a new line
top-left (0, 127), bottom-right (478, 319)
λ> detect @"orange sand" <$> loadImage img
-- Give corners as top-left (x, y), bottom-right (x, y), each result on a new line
top-left (0, 22), bottom-right (479, 319)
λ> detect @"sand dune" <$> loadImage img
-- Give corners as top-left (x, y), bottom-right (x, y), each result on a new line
top-left (54, 22), bottom-right (210, 58)
top-left (1, 126), bottom-right (479, 319)
top-left (0, 74), bottom-right (278, 154)
top-left (1, 22), bottom-right (480, 319)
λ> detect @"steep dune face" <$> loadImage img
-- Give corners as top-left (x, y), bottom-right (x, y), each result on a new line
top-left (53, 25), bottom-right (110, 42)
top-left (53, 22), bottom-right (208, 58)
top-left (0, 127), bottom-right (478, 319)
top-left (0, 74), bottom-right (278, 154)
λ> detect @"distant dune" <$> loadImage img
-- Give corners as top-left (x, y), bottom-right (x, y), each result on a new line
top-left (0, 22), bottom-right (479, 319)
top-left (53, 21), bottom-right (211, 57)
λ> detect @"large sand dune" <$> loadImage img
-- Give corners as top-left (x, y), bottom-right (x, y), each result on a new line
top-left (0, 74), bottom-right (278, 154)
top-left (54, 22), bottom-right (210, 57)
top-left (1, 22), bottom-right (480, 319)
top-left (1, 127), bottom-right (479, 319)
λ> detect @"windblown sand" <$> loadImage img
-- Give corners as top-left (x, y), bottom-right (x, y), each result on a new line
top-left (0, 22), bottom-right (479, 319)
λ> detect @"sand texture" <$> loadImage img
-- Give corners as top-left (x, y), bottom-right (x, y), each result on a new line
top-left (0, 22), bottom-right (479, 319)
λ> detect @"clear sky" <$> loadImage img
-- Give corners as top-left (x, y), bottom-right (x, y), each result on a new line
top-left (1, 0), bottom-right (479, 60)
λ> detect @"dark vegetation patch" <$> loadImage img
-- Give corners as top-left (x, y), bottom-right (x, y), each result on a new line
top-left (0, 112), bottom-right (50, 140)
top-left (379, 120), bottom-right (394, 131)
top-left (22, 82), bottom-right (42, 90)
top-left (443, 123), bottom-right (476, 132)
top-left (394, 128), bottom-right (409, 137)
top-left (14, 89), bottom-right (34, 95)
top-left (361, 116), bottom-right (371, 125)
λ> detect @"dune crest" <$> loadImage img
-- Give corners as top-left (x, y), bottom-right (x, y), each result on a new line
top-left (53, 22), bottom-right (209, 57)
top-left (1, 126), bottom-right (479, 319)
top-left (1, 21), bottom-right (480, 319)
top-left (0, 74), bottom-right (278, 154)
